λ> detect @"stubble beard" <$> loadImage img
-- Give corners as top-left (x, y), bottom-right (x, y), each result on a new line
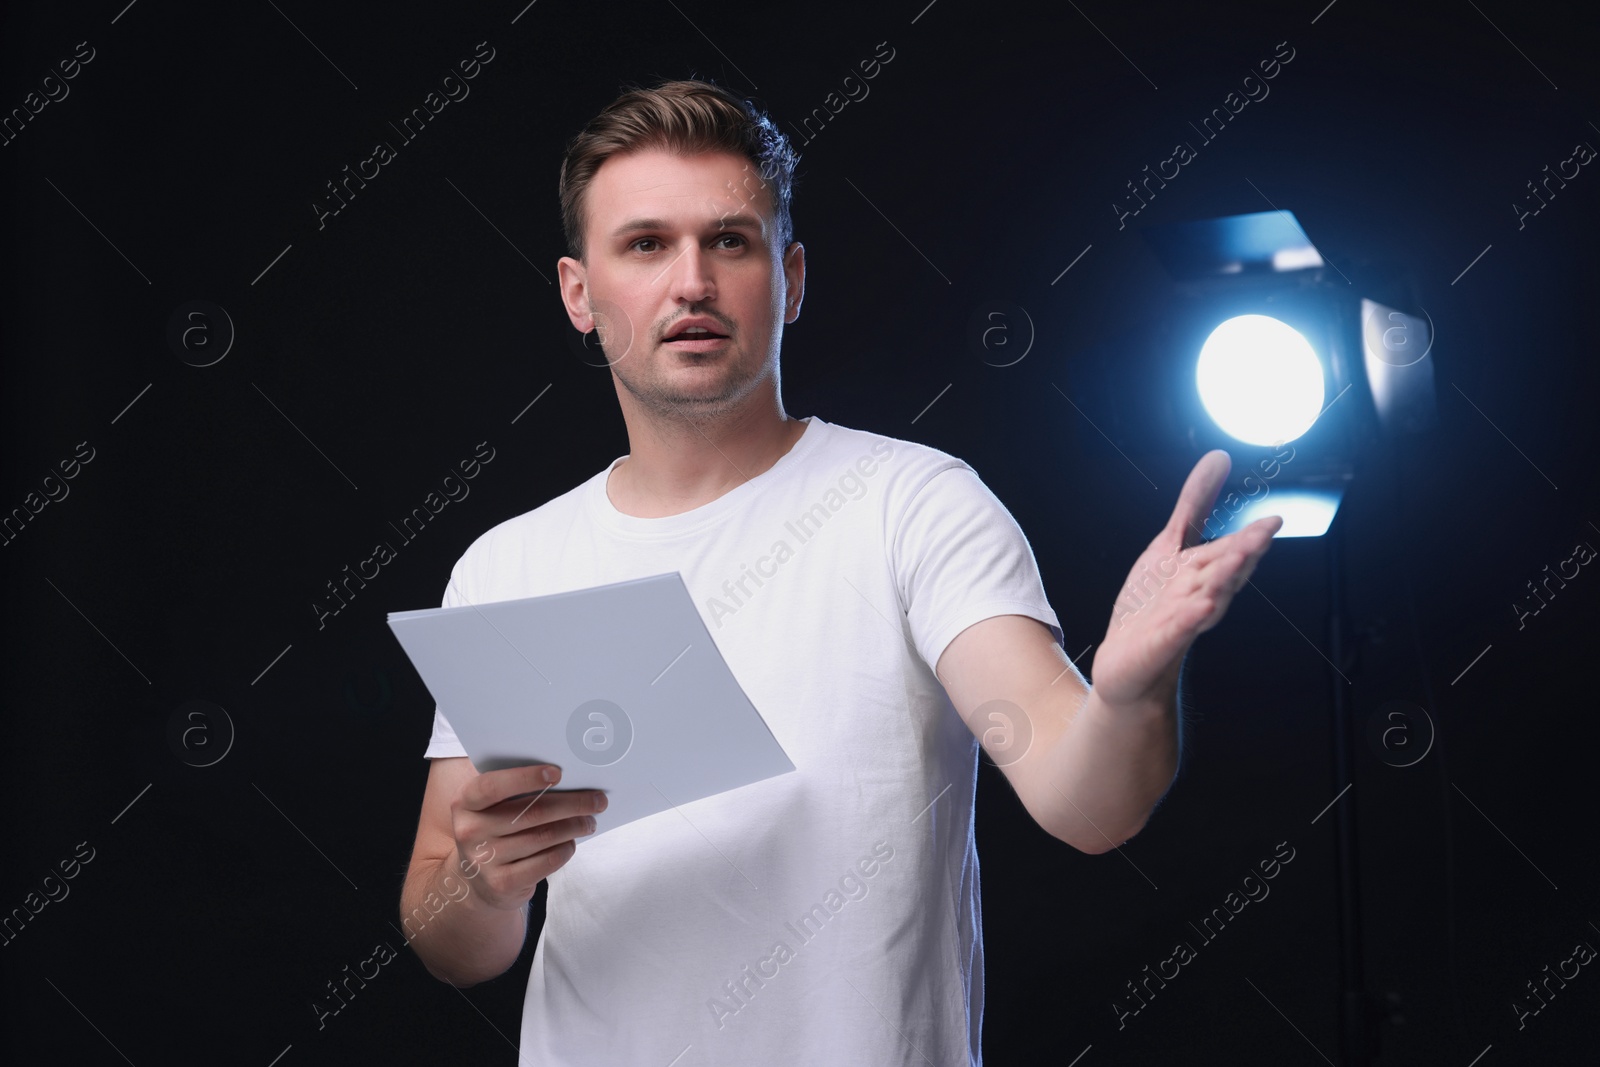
top-left (609, 333), bottom-right (772, 426)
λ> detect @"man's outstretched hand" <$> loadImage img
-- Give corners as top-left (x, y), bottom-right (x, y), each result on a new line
top-left (1089, 450), bottom-right (1283, 710)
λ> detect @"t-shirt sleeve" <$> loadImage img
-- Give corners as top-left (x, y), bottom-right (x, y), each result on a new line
top-left (421, 569), bottom-right (470, 760)
top-left (892, 464), bottom-right (1064, 674)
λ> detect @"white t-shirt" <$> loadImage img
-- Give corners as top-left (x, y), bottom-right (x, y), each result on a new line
top-left (424, 415), bottom-right (1062, 1066)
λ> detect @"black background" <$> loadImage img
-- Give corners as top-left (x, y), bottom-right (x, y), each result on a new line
top-left (3, 1), bottom-right (1597, 1064)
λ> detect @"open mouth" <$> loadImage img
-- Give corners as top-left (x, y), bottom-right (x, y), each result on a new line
top-left (663, 323), bottom-right (730, 351)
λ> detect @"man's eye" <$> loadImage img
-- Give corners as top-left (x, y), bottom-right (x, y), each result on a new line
top-left (714, 234), bottom-right (746, 249)
top-left (631, 238), bottom-right (660, 253)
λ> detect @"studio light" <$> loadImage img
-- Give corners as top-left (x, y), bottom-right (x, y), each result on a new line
top-left (1100, 208), bottom-right (1439, 1067)
top-left (1064, 209), bottom-right (1437, 549)
top-left (1195, 313), bottom-right (1326, 446)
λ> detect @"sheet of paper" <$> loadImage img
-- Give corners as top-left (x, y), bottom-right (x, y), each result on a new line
top-left (387, 571), bottom-right (795, 836)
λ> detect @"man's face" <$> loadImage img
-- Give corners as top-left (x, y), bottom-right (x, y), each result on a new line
top-left (557, 148), bottom-right (804, 423)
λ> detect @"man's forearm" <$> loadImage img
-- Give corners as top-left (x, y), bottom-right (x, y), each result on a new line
top-left (400, 855), bottom-right (527, 987)
top-left (1033, 684), bottom-right (1180, 852)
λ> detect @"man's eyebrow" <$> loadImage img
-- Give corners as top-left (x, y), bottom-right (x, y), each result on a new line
top-left (609, 213), bottom-right (766, 238)
top-left (707, 213), bottom-right (765, 232)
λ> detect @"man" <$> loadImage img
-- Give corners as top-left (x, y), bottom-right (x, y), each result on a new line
top-left (399, 79), bottom-right (1280, 1064)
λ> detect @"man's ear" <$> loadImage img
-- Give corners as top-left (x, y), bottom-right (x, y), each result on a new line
top-left (557, 255), bottom-right (594, 331)
top-left (783, 241), bottom-right (806, 323)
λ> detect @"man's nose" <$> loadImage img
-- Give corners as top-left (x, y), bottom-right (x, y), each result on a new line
top-left (663, 242), bottom-right (716, 304)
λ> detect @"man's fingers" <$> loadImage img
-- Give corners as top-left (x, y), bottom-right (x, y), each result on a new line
top-left (1137, 513), bottom-right (1279, 591)
top-left (1169, 449), bottom-right (1232, 549)
top-left (497, 813), bottom-right (600, 863)
top-left (462, 763), bottom-right (563, 812)
top-left (1244, 513), bottom-right (1285, 543)
top-left (474, 827), bottom-right (590, 906)
top-left (1200, 533), bottom-right (1276, 600)
top-left (1192, 513), bottom-right (1282, 565)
